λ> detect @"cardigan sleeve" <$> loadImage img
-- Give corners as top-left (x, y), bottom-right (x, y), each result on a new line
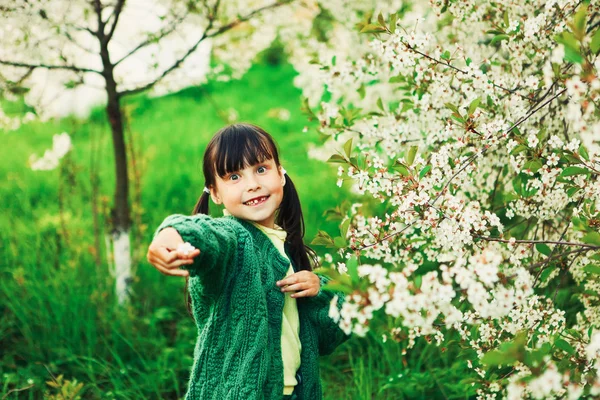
top-left (154, 214), bottom-right (238, 291)
top-left (305, 275), bottom-right (351, 356)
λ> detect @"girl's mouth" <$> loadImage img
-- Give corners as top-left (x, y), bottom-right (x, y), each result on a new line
top-left (244, 195), bottom-right (270, 206)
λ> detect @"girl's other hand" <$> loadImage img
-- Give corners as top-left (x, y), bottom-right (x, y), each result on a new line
top-left (146, 227), bottom-right (200, 277)
top-left (276, 271), bottom-right (321, 298)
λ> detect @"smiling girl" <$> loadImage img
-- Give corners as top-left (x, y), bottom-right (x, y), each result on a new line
top-left (146, 123), bottom-right (348, 399)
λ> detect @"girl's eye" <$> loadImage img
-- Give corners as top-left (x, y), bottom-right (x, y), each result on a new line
top-left (229, 173), bottom-right (240, 181)
top-left (257, 166), bottom-right (266, 174)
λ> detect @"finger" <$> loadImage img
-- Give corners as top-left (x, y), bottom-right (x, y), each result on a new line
top-left (280, 282), bottom-right (307, 292)
top-left (290, 289), bottom-right (316, 298)
top-left (175, 249), bottom-right (201, 259)
top-left (276, 275), bottom-right (299, 287)
top-left (161, 267), bottom-right (190, 277)
top-left (152, 246), bottom-right (179, 263)
top-left (153, 260), bottom-right (191, 277)
top-left (168, 258), bottom-right (195, 269)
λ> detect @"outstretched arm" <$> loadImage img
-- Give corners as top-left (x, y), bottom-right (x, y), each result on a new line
top-left (147, 214), bottom-right (239, 295)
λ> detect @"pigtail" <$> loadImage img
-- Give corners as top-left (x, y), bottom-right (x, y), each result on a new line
top-left (277, 173), bottom-right (318, 271)
top-left (192, 191), bottom-right (210, 215)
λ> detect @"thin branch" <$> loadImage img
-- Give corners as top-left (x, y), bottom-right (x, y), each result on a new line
top-left (64, 22), bottom-right (97, 36)
top-left (113, 10), bottom-right (190, 67)
top-left (1, 385), bottom-right (35, 400)
top-left (474, 235), bottom-right (600, 250)
top-left (119, 0), bottom-right (291, 97)
top-left (526, 247), bottom-right (592, 271)
top-left (105, 0), bottom-right (125, 43)
top-left (63, 31), bottom-right (97, 55)
top-left (404, 43), bottom-right (530, 101)
top-left (0, 59), bottom-right (102, 75)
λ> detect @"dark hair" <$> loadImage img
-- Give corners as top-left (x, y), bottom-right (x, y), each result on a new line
top-left (185, 124), bottom-right (318, 309)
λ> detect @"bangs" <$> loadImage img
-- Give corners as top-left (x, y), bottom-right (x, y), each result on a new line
top-left (212, 124), bottom-right (278, 177)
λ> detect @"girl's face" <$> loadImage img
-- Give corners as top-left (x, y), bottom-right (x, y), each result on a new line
top-left (210, 158), bottom-right (285, 228)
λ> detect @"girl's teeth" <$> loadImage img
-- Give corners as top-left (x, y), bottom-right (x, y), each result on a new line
top-left (246, 196), bottom-right (266, 205)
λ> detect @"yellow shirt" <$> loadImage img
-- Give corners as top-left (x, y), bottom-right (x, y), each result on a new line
top-left (249, 221), bottom-right (301, 395)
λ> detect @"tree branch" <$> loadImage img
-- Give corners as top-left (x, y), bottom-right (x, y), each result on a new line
top-left (0, 59), bottom-right (102, 75)
top-left (113, 10), bottom-right (190, 67)
top-left (105, 0), bottom-right (125, 43)
top-left (474, 235), bottom-right (600, 250)
top-left (119, 0), bottom-right (291, 97)
top-left (403, 43), bottom-right (530, 101)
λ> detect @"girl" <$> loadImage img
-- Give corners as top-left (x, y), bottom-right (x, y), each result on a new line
top-left (146, 123), bottom-right (348, 400)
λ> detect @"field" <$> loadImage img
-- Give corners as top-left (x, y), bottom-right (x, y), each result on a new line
top-left (1, 62), bottom-right (474, 399)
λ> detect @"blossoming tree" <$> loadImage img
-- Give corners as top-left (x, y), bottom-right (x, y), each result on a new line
top-left (0, 0), bottom-right (319, 304)
top-left (301, 0), bottom-right (600, 397)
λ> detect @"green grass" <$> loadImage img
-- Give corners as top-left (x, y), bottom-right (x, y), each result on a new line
top-left (0, 62), bottom-right (475, 399)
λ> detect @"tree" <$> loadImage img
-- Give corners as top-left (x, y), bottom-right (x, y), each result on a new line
top-left (0, 0), bottom-right (311, 303)
top-left (302, 0), bottom-right (600, 397)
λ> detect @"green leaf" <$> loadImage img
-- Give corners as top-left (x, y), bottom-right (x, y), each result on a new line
top-left (450, 114), bottom-right (465, 124)
top-left (523, 160), bottom-right (543, 173)
top-left (419, 165), bottom-right (432, 179)
top-left (572, 5), bottom-right (587, 39)
top-left (539, 266), bottom-right (556, 282)
top-left (441, 50), bottom-right (451, 60)
top-left (333, 236), bottom-right (347, 248)
top-left (377, 97), bottom-right (385, 112)
top-left (490, 34), bottom-right (509, 46)
top-left (406, 146), bottom-right (418, 166)
top-left (560, 166), bottom-right (589, 177)
top-left (481, 350), bottom-right (506, 366)
top-left (468, 98), bottom-right (481, 115)
top-left (327, 154), bottom-right (347, 164)
top-left (591, 28), bottom-right (600, 54)
top-left (535, 243), bottom-right (552, 256)
top-left (566, 187), bottom-right (580, 198)
top-left (584, 264), bottom-right (600, 274)
top-left (343, 138), bottom-right (353, 158)
top-left (582, 231), bottom-right (600, 246)
top-left (358, 84), bottom-right (366, 99)
top-left (512, 175), bottom-right (523, 196)
top-left (579, 144), bottom-right (590, 161)
top-left (340, 218), bottom-right (351, 239)
top-left (503, 10), bottom-right (509, 28)
top-left (555, 32), bottom-right (583, 63)
top-left (564, 45), bottom-right (584, 64)
top-left (445, 102), bottom-right (460, 114)
top-left (346, 256), bottom-right (359, 283)
top-left (554, 338), bottom-right (575, 355)
top-left (390, 13), bottom-right (397, 34)
top-left (510, 144), bottom-right (528, 155)
top-left (393, 161), bottom-right (410, 177)
top-left (311, 230), bottom-right (335, 247)
top-left (377, 12), bottom-right (386, 29)
top-left (360, 24), bottom-right (387, 34)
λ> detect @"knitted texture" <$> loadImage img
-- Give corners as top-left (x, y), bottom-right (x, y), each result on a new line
top-left (155, 214), bottom-right (349, 400)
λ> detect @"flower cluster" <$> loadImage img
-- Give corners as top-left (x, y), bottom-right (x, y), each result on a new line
top-left (303, 0), bottom-right (600, 397)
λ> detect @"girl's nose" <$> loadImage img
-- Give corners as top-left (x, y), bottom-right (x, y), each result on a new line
top-left (246, 176), bottom-right (261, 191)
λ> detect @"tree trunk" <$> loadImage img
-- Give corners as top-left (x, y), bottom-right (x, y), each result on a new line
top-left (102, 45), bottom-right (132, 304)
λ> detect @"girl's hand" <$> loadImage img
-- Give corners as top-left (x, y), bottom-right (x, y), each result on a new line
top-left (276, 271), bottom-right (321, 298)
top-left (146, 227), bottom-right (200, 277)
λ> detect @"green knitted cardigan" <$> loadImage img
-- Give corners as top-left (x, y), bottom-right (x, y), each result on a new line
top-left (155, 214), bottom-right (348, 400)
